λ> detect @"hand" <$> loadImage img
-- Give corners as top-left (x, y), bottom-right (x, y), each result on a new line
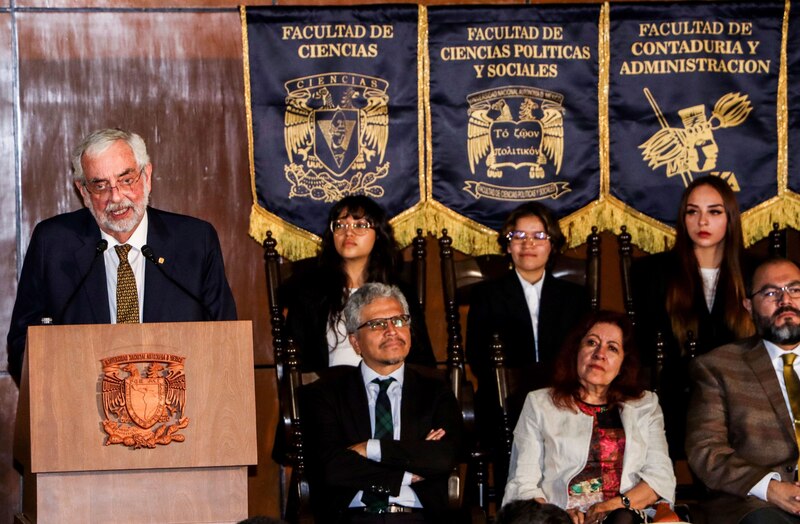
top-left (584, 501), bottom-right (612, 524)
top-left (767, 480), bottom-right (800, 515)
top-left (425, 428), bottom-right (446, 441)
top-left (348, 441), bottom-right (368, 458)
top-left (411, 474), bottom-right (425, 483)
top-left (566, 508), bottom-right (584, 524)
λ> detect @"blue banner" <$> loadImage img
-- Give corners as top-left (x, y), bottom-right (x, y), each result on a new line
top-left (426, 5), bottom-right (601, 253)
top-left (245, 6), bottom-right (424, 258)
top-left (788, 1), bottom-right (800, 204)
top-left (609, 2), bottom-right (782, 240)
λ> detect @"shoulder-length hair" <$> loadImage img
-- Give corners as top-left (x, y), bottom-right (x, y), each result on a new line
top-left (497, 202), bottom-right (565, 269)
top-left (550, 310), bottom-right (644, 411)
top-left (667, 176), bottom-right (754, 348)
top-left (318, 195), bottom-right (399, 325)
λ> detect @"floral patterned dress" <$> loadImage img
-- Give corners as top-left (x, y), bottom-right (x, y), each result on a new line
top-left (566, 401), bottom-right (626, 513)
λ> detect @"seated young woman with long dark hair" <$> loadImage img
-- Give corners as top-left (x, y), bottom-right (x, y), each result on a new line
top-left (284, 195), bottom-right (435, 371)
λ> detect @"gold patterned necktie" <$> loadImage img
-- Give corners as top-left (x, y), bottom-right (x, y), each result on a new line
top-left (115, 244), bottom-right (139, 323)
top-left (782, 352), bottom-right (800, 471)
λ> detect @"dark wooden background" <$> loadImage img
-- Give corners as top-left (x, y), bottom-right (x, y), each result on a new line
top-left (0, 0), bottom-right (784, 520)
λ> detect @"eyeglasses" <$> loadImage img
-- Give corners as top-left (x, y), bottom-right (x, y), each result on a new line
top-left (750, 284), bottom-right (800, 302)
top-left (83, 167), bottom-right (144, 196)
top-left (331, 219), bottom-right (373, 235)
top-left (357, 314), bottom-right (411, 332)
top-left (507, 230), bottom-right (550, 244)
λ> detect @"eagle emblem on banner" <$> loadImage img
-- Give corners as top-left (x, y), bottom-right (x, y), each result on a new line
top-left (100, 353), bottom-right (188, 449)
top-left (464, 86), bottom-right (570, 201)
top-left (468, 87), bottom-right (564, 179)
top-left (283, 73), bottom-right (390, 202)
top-left (639, 88), bottom-right (751, 189)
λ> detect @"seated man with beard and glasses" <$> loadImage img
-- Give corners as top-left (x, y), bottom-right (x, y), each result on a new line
top-left (687, 258), bottom-right (800, 524)
top-left (7, 128), bottom-right (237, 384)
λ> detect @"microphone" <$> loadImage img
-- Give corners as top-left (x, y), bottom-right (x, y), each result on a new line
top-left (141, 244), bottom-right (213, 321)
top-left (57, 239), bottom-right (108, 324)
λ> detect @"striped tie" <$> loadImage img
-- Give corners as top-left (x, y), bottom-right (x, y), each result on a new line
top-left (115, 244), bottom-right (139, 323)
top-left (361, 377), bottom-right (395, 511)
top-left (782, 353), bottom-right (800, 474)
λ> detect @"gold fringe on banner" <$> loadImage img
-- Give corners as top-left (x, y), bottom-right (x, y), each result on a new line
top-left (241, 6), bottom-right (258, 211)
top-left (419, 5), bottom-right (430, 207)
top-left (777, 0), bottom-right (790, 196)
top-left (742, 197), bottom-right (787, 248)
top-left (425, 201), bottom-right (504, 255)
top-left (599, 3), bottom-right (610, 197)
top-left (559, 198), bottom-right (675, 253)
top-left (782, 194), bottom-right (800, 231)
top-left (249, 204), bottom-right (322, 261)
top-left (391, 203), bottom-right (429, 248)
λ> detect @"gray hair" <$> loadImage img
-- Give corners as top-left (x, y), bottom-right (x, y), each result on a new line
top-left (70, 128), bottom-right (150, 183)
top-left (344, 283), bottom-right (410, 334)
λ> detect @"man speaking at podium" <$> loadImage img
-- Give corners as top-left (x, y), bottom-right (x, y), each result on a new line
top-left (6, 128), bottom-right (237, 384)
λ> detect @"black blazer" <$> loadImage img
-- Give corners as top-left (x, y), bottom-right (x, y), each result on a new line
top-left (7, 207), bottom-right (237, 381)
top-left (301, 364), bottom-right (463, 523)
top-left (284, 269), bottom-right (435, 372)
top-left (631, 251), bottom-right (739, 365)
top-left (466, 270), bottom-right (589, 389)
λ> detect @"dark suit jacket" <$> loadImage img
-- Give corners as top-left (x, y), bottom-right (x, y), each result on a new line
top-left (466, 270), bottom-right (589, 389)
top-left (7, 207), bottom-right (237, 381)
top-left (284, 270), bottom-right (435, 372)
top-left (301, 364), bottom-right (463, 523)
top-left (686, 337), bottom-right (798, 524)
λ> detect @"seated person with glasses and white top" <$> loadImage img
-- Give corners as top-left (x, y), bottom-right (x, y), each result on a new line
top-left (467, 201), bottom-right (590, 393)
top-left (284, 195), bottom-right (435, 373)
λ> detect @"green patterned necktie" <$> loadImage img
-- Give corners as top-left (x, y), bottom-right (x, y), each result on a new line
top-left (115, 244), bottom-right (140, 324)
top-left (361, 377), bottom-right (395, 511)
top-left (783, 353), bottom-right (800, 473)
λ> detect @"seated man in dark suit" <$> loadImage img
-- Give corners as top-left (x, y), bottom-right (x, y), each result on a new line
top-left (7, 128), bottom-right (237, 384)
top-left (302, 283), bottom-right (463, 523)
top-left (687, 258), bottom-right (800, 524)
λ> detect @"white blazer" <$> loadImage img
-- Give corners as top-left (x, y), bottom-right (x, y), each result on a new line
top-left (503, 388), bottom-right (676, 509)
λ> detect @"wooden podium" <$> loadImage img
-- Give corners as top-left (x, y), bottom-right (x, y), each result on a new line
top-left (13, 321), bottom-right (257, 523)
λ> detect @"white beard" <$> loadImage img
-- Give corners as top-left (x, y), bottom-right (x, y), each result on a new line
top-left (84, 190), bottom-right (150, 235)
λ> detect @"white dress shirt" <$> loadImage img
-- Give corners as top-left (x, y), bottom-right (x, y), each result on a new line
top-left (748, 341), bottom-right (800, 501)
top-left (326, 288), bottom-right (362, 367)
top-left (516, 269), bottom-right (546, 362)
top-left (699, 267), bottom-right (720, 311)
top-left (102, 213), bottom-right (148, 323)
top-left (348, 363), bottom-right (422, 509)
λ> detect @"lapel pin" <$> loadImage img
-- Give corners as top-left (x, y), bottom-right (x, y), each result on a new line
top-left (158, 257), bottom-right (165, 265)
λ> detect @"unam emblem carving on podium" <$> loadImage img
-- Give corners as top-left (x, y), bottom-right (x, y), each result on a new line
top-left (100, 353), bottom-right (189, 449)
